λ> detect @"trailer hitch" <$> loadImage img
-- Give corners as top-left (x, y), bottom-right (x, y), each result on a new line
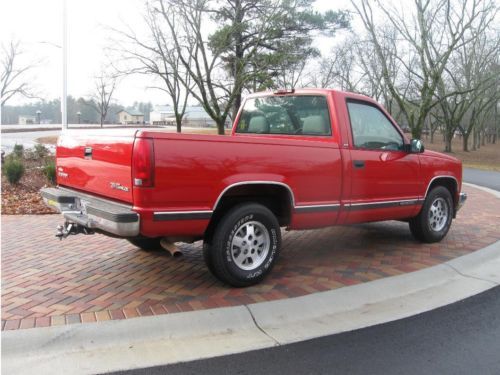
top-left (56, 221), bottom-right (95, 240)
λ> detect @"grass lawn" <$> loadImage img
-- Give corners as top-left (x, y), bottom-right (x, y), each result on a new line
top-left (422, 136), bottom-right (500, 172)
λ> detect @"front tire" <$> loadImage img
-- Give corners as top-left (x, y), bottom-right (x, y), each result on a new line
top-left (208, 203), bottom-right (281, 287)
top-left (409, 186), bottom-right (453, 243)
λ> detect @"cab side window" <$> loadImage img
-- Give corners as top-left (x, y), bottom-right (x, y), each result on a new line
top-left (347, 101), bottom-right (404, 151)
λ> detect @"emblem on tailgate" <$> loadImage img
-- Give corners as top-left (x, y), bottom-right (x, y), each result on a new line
top-left (110, 182), bottom-right (130, 192)
top-left (57, 167), bottom-right (68, 178)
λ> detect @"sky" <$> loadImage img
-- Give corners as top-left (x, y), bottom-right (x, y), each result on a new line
top-left (0, 0), bottom-right (355, 107)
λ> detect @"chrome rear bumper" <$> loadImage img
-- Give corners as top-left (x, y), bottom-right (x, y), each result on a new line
top-left (41, 187), bottom-right (140, 237)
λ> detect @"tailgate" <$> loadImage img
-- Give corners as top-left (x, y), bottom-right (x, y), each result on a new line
top-left (56, 129), bottom-right (137, 203)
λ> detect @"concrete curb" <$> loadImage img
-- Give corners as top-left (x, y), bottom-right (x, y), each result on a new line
top-left (2, 185), bottom-right (500, 375)
top-left (463, 182), bottom-right (500, 198)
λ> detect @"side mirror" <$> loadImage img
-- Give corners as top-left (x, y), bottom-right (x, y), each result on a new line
top-left (410, 139), bottom-right (425, 153)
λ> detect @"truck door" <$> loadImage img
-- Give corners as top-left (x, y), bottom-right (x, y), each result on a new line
top-left (343, 99), bottom-right (421, 223)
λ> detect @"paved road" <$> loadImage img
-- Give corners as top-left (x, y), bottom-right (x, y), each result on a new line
top-left (115, 286), bottom-right (500, 375)
top-left (0, 130), bottom-right (61, 153)
top-left (116, 170), bottom-right (500, 375)
top-left (464, 168), bottom-right (500, 191)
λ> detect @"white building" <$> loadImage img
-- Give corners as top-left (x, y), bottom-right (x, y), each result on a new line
top-left (149, 105), bottom-right (176, 125)
top-left (18, 115), bottom-right (37, 125)
top-left (117, 109), bottom-right (144, 125)
top-left (150, 105), bottom-right (217, 127)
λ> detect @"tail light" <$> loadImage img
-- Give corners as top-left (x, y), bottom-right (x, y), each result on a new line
top-left (132, 138), bottom-right (155, 187)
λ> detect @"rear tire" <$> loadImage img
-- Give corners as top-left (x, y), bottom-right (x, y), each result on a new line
top-left (409, 186), bottom-right (453, 243)
top-left (207, 203), bottom-right (281, 287)
top-left (127, 237), bottom-right (162, 251)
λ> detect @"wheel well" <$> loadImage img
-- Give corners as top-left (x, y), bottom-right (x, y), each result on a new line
top-left (427, 177), bottom-right (458, 207)
top-left (205, 184), bottom-right (293, 242)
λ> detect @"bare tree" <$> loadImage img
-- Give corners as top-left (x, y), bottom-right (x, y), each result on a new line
top-left (437, 28), bottom-right (500, 151)
top-left (156, 0), bottom-right (244, 134)
top-left (88, 71), bottom-right (117, 127)
top-left (151, 0), bottom-right (348, 135)
top-left (275, 54), bottom-right (315, 90)
top-left (352, 0), bottom-right (496, 139)
top-left (1, 40), bottom-right (38, 124)
top-left (111, 3), bottom-right (192, 132)
top-left (315, 36), bottom-right (363, 92)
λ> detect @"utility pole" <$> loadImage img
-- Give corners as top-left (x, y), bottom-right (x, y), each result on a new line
top-left (62, 0), bottom-right (68, 130)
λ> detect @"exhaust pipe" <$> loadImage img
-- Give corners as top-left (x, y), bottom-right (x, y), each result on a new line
top-left (160, 238), bottom-right (182, 257)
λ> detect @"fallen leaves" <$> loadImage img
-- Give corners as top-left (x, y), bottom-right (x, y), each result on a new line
top-left (1, 158), bottom-right (57, 215)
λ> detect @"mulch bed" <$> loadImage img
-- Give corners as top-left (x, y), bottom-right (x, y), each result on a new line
top-left (1, 158), bottom-right (56, 215)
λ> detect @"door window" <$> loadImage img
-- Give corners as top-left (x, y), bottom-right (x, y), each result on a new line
top-left (347, 101), bottom-right (403, 151)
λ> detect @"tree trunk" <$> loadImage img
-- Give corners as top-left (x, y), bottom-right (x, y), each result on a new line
top-left (430, 125), bottom-right (438, 144)
top-left (175, 114), bottom-right (182, 133)
top-left (444, 131), bottom-right (452, 152)
top-left (216, 120), bottom-right (225, 135)
top-left (232, 95), bottom-right (241, 124)
top-left (230, 0), bottom-right (244, 128)
top-left (462, 133), bottom-right (469, 152)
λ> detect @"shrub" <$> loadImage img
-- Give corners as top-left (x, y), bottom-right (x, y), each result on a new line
top-left (3, 157), bottom-right (25, 184)
top-left (23, 147), bottom-right (36, 160)
top-left (34, 143), bottom-right (49, 159)
top-left (44, 161), bottom-right (57, 184)
top-left (12, 144), bottom-right (24, 159)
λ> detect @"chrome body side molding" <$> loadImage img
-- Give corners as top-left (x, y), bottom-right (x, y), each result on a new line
top-left (213, 181), bottom-right (296, 210)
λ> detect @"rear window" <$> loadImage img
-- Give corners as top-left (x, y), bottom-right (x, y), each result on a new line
top-left (236, 95), bottom-right (332, 136)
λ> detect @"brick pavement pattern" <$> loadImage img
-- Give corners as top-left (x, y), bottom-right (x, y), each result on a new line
top-left (2, 186), bottom-right (499, 331)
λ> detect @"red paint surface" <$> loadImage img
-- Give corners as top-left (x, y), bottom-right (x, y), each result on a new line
top-left (56, 89), bottom-right (462, 237)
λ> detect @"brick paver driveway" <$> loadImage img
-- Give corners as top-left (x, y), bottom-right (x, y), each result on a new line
top-left (2, 186), bottom-right (499, 331)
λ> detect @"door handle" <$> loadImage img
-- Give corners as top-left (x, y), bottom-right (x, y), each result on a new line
top-left (353, 160), bottom-right (365, 169)
top-left (84, 147), bottom-right (93, 159)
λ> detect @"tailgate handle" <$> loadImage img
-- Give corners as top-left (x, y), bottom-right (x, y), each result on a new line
top-left (84, 147), bottom-right (93, 159)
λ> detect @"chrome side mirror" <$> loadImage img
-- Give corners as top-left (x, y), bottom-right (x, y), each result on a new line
top-left (410, 139), bottom-right (425, 153)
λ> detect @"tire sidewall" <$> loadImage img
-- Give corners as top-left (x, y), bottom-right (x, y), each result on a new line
top-left (214, 204), bottom-right (281, 285)
top-left (421, 187), bottom-right (453, 242)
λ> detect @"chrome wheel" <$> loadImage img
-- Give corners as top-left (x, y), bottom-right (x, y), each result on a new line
top-left (230, 221), bottom-right (270, 271)
top-left (428, 197), bottom-right (449, 232)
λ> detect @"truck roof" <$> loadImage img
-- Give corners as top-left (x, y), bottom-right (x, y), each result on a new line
top-left (246, 88), bottom-right (372, 102)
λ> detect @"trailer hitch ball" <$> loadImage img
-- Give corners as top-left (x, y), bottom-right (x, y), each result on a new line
top-left (55, 221), bottom-right (94, 240)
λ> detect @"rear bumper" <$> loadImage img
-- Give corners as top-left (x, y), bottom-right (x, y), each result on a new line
top-left (41, 187), bottom-right (140, 237)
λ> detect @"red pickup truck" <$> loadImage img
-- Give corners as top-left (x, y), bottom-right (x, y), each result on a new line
top-left (42, 89), bottom-right (466, 286)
